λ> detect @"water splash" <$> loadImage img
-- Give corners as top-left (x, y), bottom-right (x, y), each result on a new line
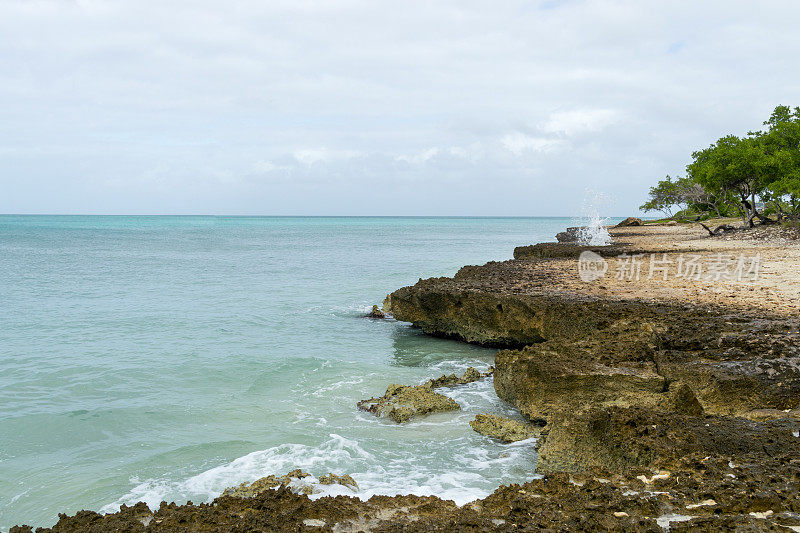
top-left (576, 191), bottom-right (612, 246)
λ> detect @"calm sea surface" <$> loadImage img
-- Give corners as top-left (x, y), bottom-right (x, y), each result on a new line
top-left (0, 216), bottom-right (605, 529)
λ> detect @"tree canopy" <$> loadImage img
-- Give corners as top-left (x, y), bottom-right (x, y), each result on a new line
top-left (641, 105), bottom-right (800, 224)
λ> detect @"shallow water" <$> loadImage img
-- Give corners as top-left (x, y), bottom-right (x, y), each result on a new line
top-left (0, 216), bottom-right (601, 529)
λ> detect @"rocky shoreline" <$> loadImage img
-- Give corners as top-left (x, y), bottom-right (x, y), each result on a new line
top-left (12, 222), bottom-right (800, 531)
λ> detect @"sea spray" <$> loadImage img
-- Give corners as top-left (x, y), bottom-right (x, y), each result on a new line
top-left (575, 191), bottom-right (613, 246)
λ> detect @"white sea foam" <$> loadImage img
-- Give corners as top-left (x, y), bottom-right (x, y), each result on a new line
top-left (99, 359), bottom-right (532, 516)
top-left (102, 421), bottom-right (538, 514)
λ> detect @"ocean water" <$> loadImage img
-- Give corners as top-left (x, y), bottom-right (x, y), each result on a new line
top-left (0, 215), bottom-right (588, 530)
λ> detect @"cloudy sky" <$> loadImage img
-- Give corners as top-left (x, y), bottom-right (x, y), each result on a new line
top-left (1, 0), bottom-right (799, 215)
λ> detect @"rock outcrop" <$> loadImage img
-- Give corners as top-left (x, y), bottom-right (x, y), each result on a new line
top-left (384, 223), bottom-right (800, 477)
top-left (384, 280), bottom-right (630, 348)
top-left (358, 383), bottom-right (459, 422)
top-left (425, 366), bottom-right (493, 388)
top-left (357, 367), bottom-right (491, 423)
top-left (556, 226), bottom-right (582, 242)
top-left (616, 217), bottom-right (643, 227)
top-left (535, 406), bottom-right (799, 474)
top-left (222, 470), bottom-right (312, 498)
top-left (319, 473), bottom-right (358, 491)
top-left (367, 304), bottom-right (386, 318)
top-left (18, 449), bottom-right (800, 531)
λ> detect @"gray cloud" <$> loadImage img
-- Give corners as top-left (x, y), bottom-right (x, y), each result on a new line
top-left (1, 0), bottom-right (799, 215)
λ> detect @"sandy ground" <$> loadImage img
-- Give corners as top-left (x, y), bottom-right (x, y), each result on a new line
top-left (508, 221), bottom-right (800, 317)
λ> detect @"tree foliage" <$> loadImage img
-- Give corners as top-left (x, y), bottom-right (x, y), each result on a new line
top-left (642, 105), bottom-right (800, 225)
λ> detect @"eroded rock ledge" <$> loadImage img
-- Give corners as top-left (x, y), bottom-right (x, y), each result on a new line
top-left (383, 223), bottom-right (800, 511)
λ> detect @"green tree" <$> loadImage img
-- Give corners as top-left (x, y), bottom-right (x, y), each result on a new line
top-left (760, 106), bottom-right (800, 219)
top-left (639, 175), bottom-right (681, 217)
top-left (686, 135), bottom-right (771, 225)
top-left (647, 105), bottom-right (800, 226)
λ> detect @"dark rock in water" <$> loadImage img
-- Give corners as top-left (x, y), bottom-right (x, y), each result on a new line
top-left (425, 366), bottom-right (493, 388)
top-left (556, 227), bottom-right (582, 242)
top-left (469, 413), bottom-right (540, 442)
top-left (367, 304), bottom-right (386, 318)
top-left (357, 383), bottom-right (459, 423)
top-left (615, 217), bottom-right (643, 227)
top-left (357, 367), bottom-right (491, 423)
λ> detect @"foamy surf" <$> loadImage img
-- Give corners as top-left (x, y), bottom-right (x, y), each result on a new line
top-left (101, 430), bottom-right (538, 514)
top-left (100, 366), bottom-right (536, 514)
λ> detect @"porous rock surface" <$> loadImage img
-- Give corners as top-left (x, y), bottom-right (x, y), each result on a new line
top-left (616, 216), bottom-right (643, 227)
top-left (382, 222), bottom-right (800, 517)
top-left (469, 413), bottom-right (540, 442)
top-left (318, 473), bottom-right (358, 490)
top-left (357, 367), bottom-right (492, 423)
top-left (222, 469), bottom-right (313, 498)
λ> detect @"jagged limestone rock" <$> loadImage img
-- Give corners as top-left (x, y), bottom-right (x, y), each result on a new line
top-left (358, 367), bottom-right (492, 423)
top-left (425, 366), bottom-right (493, 388)
top-left (615, 217), bottom-right (643, 227)
top-left (319, 473), bottom-right (358, 490)
top-left (358, 384), bottom-right (459, 423)
top-left (222, 470), bottom-right (311, 498)
top-left (367, 305), bottom-right (386, 318)
top-left (535, 406), bottom-right (800, 474)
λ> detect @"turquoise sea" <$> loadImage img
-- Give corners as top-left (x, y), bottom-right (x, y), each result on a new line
top-left (0, 216), bottom-right (602, 530)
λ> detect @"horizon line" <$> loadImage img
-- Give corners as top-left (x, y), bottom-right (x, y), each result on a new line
top-left (0, 213), bottom-right (637, 218)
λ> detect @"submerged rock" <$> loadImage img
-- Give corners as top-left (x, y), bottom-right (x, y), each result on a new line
top-left (358, 367), bottom-right (491, 423)
top-left (319, 473), bottom-right (358, 490)
top-left (367, 304), bottom-right (386, 319)
top-left (358, 383), bottom-right (459, 423)
top-left (469, 414), bottom-right (540, 443)
top-left (425, 366), bottom-right (493, 388)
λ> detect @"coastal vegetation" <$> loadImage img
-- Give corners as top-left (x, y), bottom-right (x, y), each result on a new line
top-left (641, 105), bottom-right (800, 225)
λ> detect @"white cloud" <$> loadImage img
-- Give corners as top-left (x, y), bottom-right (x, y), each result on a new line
top-left (541, 110), bottom-right (619, 136)
top-left (1, 1), bottom-right (799, 214)
top-left (293, 149), bottom-right (363, 166)
top-left (501, 133), bottom-right (563, 155)
top-left (395, 147), bottom-right (440, 164)
top-left (253, 160), bottom-right (278, 173)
